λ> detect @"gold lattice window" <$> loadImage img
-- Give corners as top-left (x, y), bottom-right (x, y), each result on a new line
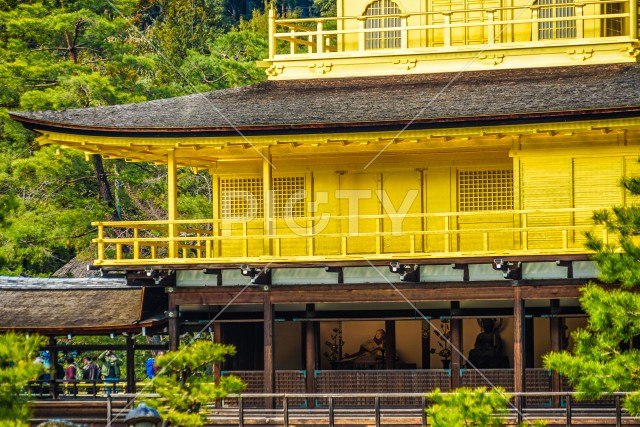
top-left (273, 176), bottom-right (306, 218)
top-left (604, 2), bottom-right (623, 36)
top-left (220, 178), bottom-right (264, 219)
top-left (458, 170), bottom-right (514, 212)
top-left (364, 0), bottom-right (402, 49)
top-left (538, 0), bottom-right (576, 39)
top-left (220, 176), bottom-right (306, 219)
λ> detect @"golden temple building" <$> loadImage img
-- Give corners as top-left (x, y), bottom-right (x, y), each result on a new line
top-left (10, 0), bottom-right (640, 408)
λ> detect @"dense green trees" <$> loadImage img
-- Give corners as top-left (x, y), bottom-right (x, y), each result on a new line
top-left (144, 340), bottom-right (245, 426)
top-left (0, 332), bottom-right (46, 426)
top-left (0, 0), bottom-right (319, 275)
top-left (544, 173), bottom-right (640, 415)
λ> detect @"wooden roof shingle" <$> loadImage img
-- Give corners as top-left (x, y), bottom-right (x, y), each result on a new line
top-left (10, 63), bottom-right (640, 136)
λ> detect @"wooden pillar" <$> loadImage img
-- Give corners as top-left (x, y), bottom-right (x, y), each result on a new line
top-left (450, 302), bottom-right (463, 389)
top-left (525, 317), bottom-right (534, 369)
top-left (168, 292), bottom-right (179, 351)
top-left (126, 335), bottom-right (136, 393)
top-left (385, 320), bottom-right (396, 369)
top-left (305, 304), bottom-right (317, 407)
top-left (550, 299), bottom-right (562, 407)
top-left (514, 285), bottom-right (525, 394)
top-left (421, 320), bottom-right (431, 369)
top-left (264, 293), bottom-right (275, 409)
top-left (167, 148), bottom-right (178, 258)
top-left (49, 336), bottom-right (59, 399)
top-left (262, 148), bottom-right (273, 256)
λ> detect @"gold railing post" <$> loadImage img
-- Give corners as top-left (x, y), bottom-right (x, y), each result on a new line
top-left (167, 148), bottom-right (178, 258)
top-left (307, 219), bottom-right (314, 256)
top-left (358, 18), bottom-right (366, 51)
top-left (116, 244), bottom-right (123, 260)
top-left (268, 8), bottom-right (276, 59)
top-left (376, 217), bottom-right (382, 255)
top-left (151, 245), bottom-right (157, 260)
top-left (243, 222), bottom-right (249, 257)
top-left (522, 213), bottom-right (529, 251)
top-left (443, 12), bottom-right (452, 47)
top-left (341, 236), bottom-right (347, 255)
top-left (401, 15), bottom-right (408, 49)
top-left (576, 4), bottom-right (584, 38)
top-left (444, 215), bottom-right (451, 252)
top-left (630, 0), bottom-right (638, 39)
top-left (316, 20), bottom-right (324, 53)
top-left (531, 7), bottom-right (540, 41)
top-left (602, 227), bottom-right (609, 245)
top-left (97, 224), bottom-right (105, 261)
top-left (487, 9), bottom-right (496, 44)
top-left (483, 232), bottom-right (489, 252)
top-left (290, 27), bottom-right (296, 54)
top-left (133, 227), bottom-right (140, 260)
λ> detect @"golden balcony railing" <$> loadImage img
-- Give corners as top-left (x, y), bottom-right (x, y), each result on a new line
top-left (92, 207), bottom-right (608, 266)
top-left (267, 0), bottom-right (636, 60)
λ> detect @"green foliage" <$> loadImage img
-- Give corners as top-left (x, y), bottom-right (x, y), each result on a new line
top-left (545, 167), bottom-right (640, 416)
top-left (144, 340), bottom-right (245, 426)
top-left (0, 0), bottom-right (273, 275)
top-left (0, 332), bottom-right (47, 426)
top-left (426, 387), bottom-right (510, 427)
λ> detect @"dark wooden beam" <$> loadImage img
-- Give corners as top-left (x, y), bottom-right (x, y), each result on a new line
top-left (450, 302), bottom-right (462, 389)
top-left (385, 320), bottom-right (396, 369)
top-left (513, 285), bottom-right (525, 394)
top-left (125, 336), bottom-right (135, 393)
top-left (41, 344), bottom-right (167, 352)
top-left (305, 304), bottom-right (316, 408)
top-left (49, 336), bottom-right (58, 399)
top-left (168, 292), bottom-right (179, 351)
top-left (263, 293), bottom-right (275, 409)
top-left (170, 279), bottom-right (593, 306)
top-left (550, 299), bottom-right (562, 407)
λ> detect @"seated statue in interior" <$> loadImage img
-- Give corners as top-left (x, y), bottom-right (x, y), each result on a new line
top-left (467, 319), bottom-right (510, 369)
top-left (341, 329), bottom-right (386, 366)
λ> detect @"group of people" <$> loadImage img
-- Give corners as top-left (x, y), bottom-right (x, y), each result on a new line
top-left (35, 349), bottom-right (165, 396)
top-left (58, 350), bottom-right (123, 395)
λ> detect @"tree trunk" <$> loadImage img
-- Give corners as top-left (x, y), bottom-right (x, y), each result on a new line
top-left (92, 154), bottom-right (120, 221)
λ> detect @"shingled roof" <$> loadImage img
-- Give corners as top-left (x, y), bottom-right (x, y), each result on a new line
top-left (0, 276), bottom-right (164, 334)
top-left (10, 63), bottom-right (640, 136)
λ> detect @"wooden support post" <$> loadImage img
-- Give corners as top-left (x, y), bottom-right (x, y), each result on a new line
top-left (450, 302), bottom-right (462, 389)
top-left (550, 299), bottom-right (562, 407)
top-left (263, 148), bottom-right (273, 256)
top-left (268, 8), bottom-right (276, 59)
top-left (264, 293), bottom-right (275, 409)
top-left (168, 292), bottom-right (179, 351)
top-left (49, 336), bottom-right (59, 399)
top-left (421, 320), bottom-right (431, 369)
top-left (213, 322), bottom-right (222, 408)
top-left (514, 285), bottom-right (525, 395)
top-left (385, 320), bottom-right (396, 369)
top-left (305, 305), bottom-right (317, 408)
top-left (167, 148), bottom-right (178, 258)
top-left (126, 335), bottom-right (135, 393)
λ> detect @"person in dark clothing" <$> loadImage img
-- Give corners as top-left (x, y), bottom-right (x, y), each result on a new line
top-left (82, 355), bottom-right (100, 395)
top-left (64, 355), bottom-right (77, 396)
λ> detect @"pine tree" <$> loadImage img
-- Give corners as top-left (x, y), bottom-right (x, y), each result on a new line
top-left (0, 332), bottom-right (47, 427)
top-left (144, 340), bottom-right (245, 426)
top-left (544, 173), bottom-right (640, 415)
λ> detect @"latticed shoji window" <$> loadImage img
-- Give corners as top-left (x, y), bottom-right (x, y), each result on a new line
top-left (364, 0), bottom-right (402, 49)
top-left (458, 170), bottom-right (514, 212)
top-left (537, 0), bottom-right (576, 39)
top-left (220, 178), bottom-right (264, 219)
top-left (273, 176), bottom-right (306, 218)
top-left (604, 2), bottom-right (623, 36)
top-left (220, 177), bottom-right (306, 219)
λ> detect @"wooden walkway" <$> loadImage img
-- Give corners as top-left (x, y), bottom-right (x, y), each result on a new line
top-left (28, 393), bottom-right (640, 427)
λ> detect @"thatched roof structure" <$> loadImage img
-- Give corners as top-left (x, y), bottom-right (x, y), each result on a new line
top-left (0, 276), bottom-right (166, 334)
top-left (10, 63), bottom-right (640, 136)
